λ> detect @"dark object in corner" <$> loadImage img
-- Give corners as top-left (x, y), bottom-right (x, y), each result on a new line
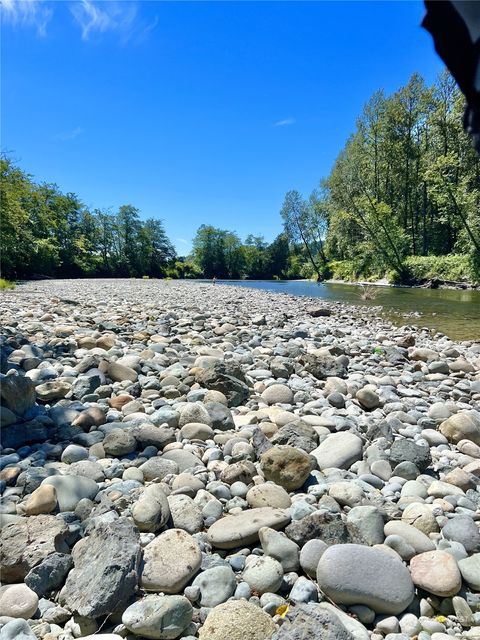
top-left (422, 1), bottom-right (480, 154)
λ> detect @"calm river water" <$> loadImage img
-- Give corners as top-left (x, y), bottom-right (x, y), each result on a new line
top-left (212, 280), bottom-right (480, 341)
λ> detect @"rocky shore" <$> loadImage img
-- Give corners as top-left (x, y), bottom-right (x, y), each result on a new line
top-left (0, 278), bottom-right (479, 640)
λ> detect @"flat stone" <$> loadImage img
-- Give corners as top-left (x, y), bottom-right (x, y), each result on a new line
top-left (108, 362), bottom-right (138, 382)
top-left (141, 529), bottom-right (202, 592)
top-left (139, 457), bottom-right (179, 481)
top-left (207, 507), bottom-right (291, 549)
top-left (311, 432), bottom-right (363, 470)
top-left (384, 521), bottom-right (435, 554)
top-left (317, 544), bottom-right (414, 614)
top-left (59, 518), bottom-right (141, 618)
top-left (122, 595), bottom-right (193, 640)
top-left (410, 550), bottom-right (462, 597)
top-left (198, 600), bottom-right (276, 640)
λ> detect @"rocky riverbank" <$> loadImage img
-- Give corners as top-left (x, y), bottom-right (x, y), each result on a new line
top-left (0, 278), bottom-right (479, 640)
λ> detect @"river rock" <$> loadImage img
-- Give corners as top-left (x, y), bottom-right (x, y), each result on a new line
top-left (0, 515), bottom-right (69, 582)
top-left (0, 584), bottom-right (38, 619)
top-left (191, 565), bottom-right (236, 607)
top-left (24, 552), bottom-right (73, 597)
top-left (24, 484), bottom-right (57, 516)
top-left (139, 457), bottom-right (179, 481)
top-left (0, 619), bottom-right (36, 640)
top-left (317, 544), bottom-right (414, 614)
top-left (246, 483), bottom-right (292, 509)
top-left (132, 484), bottom-right (170, 533)
top-left (259, 526), bottom-right (300, 571)
top-left (409, 550), bottom-right (462, 597)
top-left (261, 384), bottom-right (294, 405)
top-left (311, 432), bottom-right (363, 470)
top-left (103, 428), bottom-right (137, 455)
top-left (260, 445), bottom-right (311, 490)
top-left (442, 515), bottom-right (480, 552)
top-left (141, 529), bottom-right (202, 592)
top-left (0, 373), bottom-right (36, 416)
top-left (41, 475), bottom-right (99, 512)
top-left (59, 518), bottom-right (141, 617)
top-left (207, 507), bottom-right (291, 549)
top-left (458, 554), bottom-right (480, 590)
top-left (198, 600), bottom-right (276, 640)
top-left (439, 412), bottom-right (480, 445)
top-left (107, 361), bottom-right (138, 382)
top-left (122, 595), bottom-right (193, 639)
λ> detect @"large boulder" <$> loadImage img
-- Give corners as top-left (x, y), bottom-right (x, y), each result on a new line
top-left (59, 518), bottom-right (141, 618)
top-left (195, 362), bottom-right (250, 407)
top-left (0, 373), bottom-right (36, 416)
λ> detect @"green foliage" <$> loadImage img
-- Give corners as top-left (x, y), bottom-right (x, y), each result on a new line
top-left (403, 255), bottom-right (475, 283)
top-left (0, 279), bottom-right (15, 290)
top-left (0, 156), bottom-right (177, 279)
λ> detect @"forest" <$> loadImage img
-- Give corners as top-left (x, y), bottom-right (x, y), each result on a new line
top-left (1, 71), bottom-right (479, 284)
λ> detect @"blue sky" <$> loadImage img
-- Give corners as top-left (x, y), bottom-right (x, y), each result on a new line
top-left (2, 1), bottom-right (444, 255)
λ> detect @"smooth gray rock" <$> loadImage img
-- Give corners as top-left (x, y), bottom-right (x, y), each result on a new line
top-left (191, 565), bottom-right (236, 607)
top-left (311, 432), bottom-right (363, 470)
top-left (132, 484), bottom-right (170, 533)
top-left (317, 544), bottom-right (414, 614)
top-left (442, 515), bottom-right (480, 553)
top-left (0, 619), bottom-right (36, 640)
top-left (207, 507), bottom-right (291, 549)
top-left (122, 594), bottom-right (193, 639)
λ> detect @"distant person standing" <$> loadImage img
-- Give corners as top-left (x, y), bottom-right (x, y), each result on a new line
top-left (212, 276), bottom-right (217, 285)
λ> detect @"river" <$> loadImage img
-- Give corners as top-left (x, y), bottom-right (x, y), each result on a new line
top-left (210, 280), bottom-right (480, 341)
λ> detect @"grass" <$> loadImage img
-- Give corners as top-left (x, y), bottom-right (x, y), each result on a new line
top-left (0, 279), bottom-right (15, 290)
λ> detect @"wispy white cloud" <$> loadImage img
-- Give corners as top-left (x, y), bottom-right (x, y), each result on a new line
top-left (1, 0), bottom-right (53, 37)
top-left (176, 238), bottom-right (190, 246)
top-left (70, 0), bottom-right (157, 43)
top-left (273, 118), bottom-right (296, 127)
top-left (56, 126), bottom-right (85, 141)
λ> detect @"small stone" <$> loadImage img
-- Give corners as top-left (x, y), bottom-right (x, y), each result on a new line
top-left (409, 550), bottom-right (462, 597)
top-left (261, 384), bottom-right (294, 405)
top-left (0, 584), bottom-right (38, 619)
top-left (458, 554), bottom-right (480, 591)
top-left (246, 483), bottom-right (292, 509)
top-left (24, 485), bottom-right (57, 516)
top-left (259, 527), bottom-right (300, 572)
top-left (311, 432), bottom-right (363, 470)
top-left (439, 412), bottom-right (480, 445)
top-left (122, 595), bottom-right (193, 639)
top-left (442, 515), bottom-right (480, 552)
top-left (191, 565), bottom-right (236, 607)
top-left (356, 388), bottom-right (380, 410)
top-left (260, 446), bottom-right (311, 491)
top-left (242, 555), bottom-right (284, 594)
top-left (300, 539), bottom-right (328, 578)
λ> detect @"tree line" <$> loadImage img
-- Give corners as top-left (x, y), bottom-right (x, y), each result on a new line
top-left (2, 71), bottom-right (479, 284)
top-left (280, 71), bottom-right (480, 283)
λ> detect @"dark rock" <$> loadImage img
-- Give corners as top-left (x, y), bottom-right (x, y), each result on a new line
top-left (306, 307), bottom-right (332, 318)
top-left (271, 421), bottom-right (319, 453)
top-left (285, 511), bottom-right (355, 547)
top-left (59, 518), bottom-right (141, 618)
top-left (0, 373), bottom-right (36, 416)
top-left (195, 362), bottom-right (250, 407)
top-left (301, 354), bottom-right (348, 380)
top-left (389, 439), bottom-right (431, 472)
top-left (25, 553), bottom-right (73, 597)
top-left (205, 402), bottom-right (235, 430)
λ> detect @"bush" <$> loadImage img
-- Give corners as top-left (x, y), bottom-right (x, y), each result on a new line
top-left (0, 278), bottom-right (15, 290)
top-left (403, 254), bottom-right (474, 283)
